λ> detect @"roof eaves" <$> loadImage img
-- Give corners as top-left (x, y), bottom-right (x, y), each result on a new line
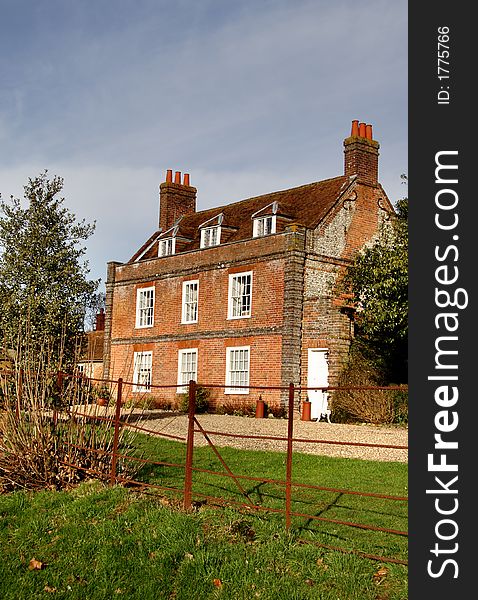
top-left (129, 230), bottom-right (161, 263)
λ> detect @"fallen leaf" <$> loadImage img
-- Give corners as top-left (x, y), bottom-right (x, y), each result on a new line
top-left (44, 586), bottom-right (56, 593)
top-left (28, 558), bottom-right (44, 571)
top-left (373, 566), bottom-right (389, 584)
top-left (316, 557), bottom-right (328, 571)
top-left (304, 578), bottom-right (315, 586)
top-left (185, 552), bottom-right (194, 560)
top-left (213, 578), bottom-right (222, 588)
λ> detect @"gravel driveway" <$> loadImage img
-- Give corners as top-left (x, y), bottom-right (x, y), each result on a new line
top-left (132, 413), bottom-right (408, 463)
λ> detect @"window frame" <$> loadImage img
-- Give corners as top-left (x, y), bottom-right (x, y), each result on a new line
top-left (200, 226), bottom-right (221, 248)
top-left (135, 286), bottom-right (155, 328)
top-left (181, 280), bottom-right (199, 324)
top-left (158, 237), bottom-right (176, 257)
top-left (227, 271), bottom-right (253, 320)
top-left (177, 348), bottom-right (198, 394)
top-left (132, 351), bottom-right (153, 393)
top-left (253, 215), bottom-right (276, 238)
top-left (225, 346), bottom-right (250, 394)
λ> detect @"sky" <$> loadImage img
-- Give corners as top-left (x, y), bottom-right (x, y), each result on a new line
top-left (0, 0), bottom-right (407, 288)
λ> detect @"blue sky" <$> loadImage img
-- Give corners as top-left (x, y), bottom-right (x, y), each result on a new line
top-left (0, 0), bottom-right (407, 286)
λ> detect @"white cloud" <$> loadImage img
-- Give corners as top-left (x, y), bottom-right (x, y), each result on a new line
top-left (0, 0), bottom-right (407, 286)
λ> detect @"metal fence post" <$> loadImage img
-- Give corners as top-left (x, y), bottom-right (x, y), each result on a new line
top-left (285, 382), bottom-right (295, 529)
top-left (110, 378), bottom-right (123, 486)
top-left (183, 379), bottom-right (196, 510)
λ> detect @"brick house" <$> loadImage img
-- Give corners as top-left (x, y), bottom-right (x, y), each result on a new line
top-left (78, 309), bottom-right (105, 380)
top-left (102, 121), bottom-right (394, 417)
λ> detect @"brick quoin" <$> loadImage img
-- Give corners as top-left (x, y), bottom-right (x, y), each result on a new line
top-left (103, 121), bottom-right (395, 414)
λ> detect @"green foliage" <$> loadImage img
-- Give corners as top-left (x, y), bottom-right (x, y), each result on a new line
top-left (0, 171), bottom-right (98, 365)
top-left (342, 196), bottom-right (408, 383)
top-left (91, 383), bottom-right (113, 403)
top-left (178, 385), bottom-right (210, 413)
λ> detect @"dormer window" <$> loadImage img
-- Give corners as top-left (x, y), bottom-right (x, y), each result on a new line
top-left (200, 226), bottom-right (221, 248)
top-left (159, 237), bottom-right (175, 256)
top-left (199, 213), bottom-right (224, 249)
top-left (253, 215), bottom-right (276, 237)
top-left (158, 225), bottom-right (179, 257)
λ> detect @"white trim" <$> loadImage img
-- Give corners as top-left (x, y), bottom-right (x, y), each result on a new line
top-left (253, 215), bottom-right (276, 238)
top-left (158, 237), bottom-right (176, 256)
top-left (198, 212), bottom-right (224, 229)
top-left (251, 201), bottom-right (279, 219)
top-left (307, 348), bottom-right (331, 422)
top-left (133, 351), bottom-right (153, 392)
top-left (200, 225), bottom-right (221, 248)
top-left (181, 280), bottom-right (199, 324)
top-left (225, 346), bottom-right (250, 394)
top-left (177, 348), bottom-right (198, 393)
top-left (227, 271), bottom-right (253, 319)
top-left (135, 286), bottom-right (155, 328)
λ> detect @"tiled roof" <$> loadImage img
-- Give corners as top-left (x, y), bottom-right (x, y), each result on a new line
top-left (183, 175), bottom-right (350, 245)
top-left (131, 175), bottom-right (353, 260)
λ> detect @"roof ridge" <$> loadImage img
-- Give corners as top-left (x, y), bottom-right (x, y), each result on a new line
top-left (193, 174), bottom-right (348, 218)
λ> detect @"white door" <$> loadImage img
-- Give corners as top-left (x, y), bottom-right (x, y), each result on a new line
top-left (307, 349), bottom-right (329, 420)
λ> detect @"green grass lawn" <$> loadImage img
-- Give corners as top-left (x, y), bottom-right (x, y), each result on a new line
top-left (131, 434), bottom-right (408, 557)
top-left (0, 434), bottom-right (408, 599)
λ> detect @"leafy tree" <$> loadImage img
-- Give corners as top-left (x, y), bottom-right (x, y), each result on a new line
top-left (342, 196), bottom-right (408, 383)
top-left (0, 171), bottom-right (98, 365)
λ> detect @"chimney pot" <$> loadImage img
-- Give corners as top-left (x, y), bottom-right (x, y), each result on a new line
top-left (95, 307), bottom-right (105, 331)
top-left (166, 169), bottom-right (173, 183)
top-left (344, 120), bottom-right (380, 185)
top-left (159, 170), bottom-right (197, 230)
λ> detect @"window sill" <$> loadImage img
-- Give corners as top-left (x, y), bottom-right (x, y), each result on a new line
top-left (226, 314), bottom-right (251, 320)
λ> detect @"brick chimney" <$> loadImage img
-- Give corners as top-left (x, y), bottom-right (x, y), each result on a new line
top-left (343, 120), bottom-right (380, 186)
top-left (95, 307), bottom-right (105, 331)
top-left (159, 170), bottom-right (197, 230)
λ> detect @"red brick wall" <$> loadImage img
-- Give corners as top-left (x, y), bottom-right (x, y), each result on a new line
top-left (344, 137), bottom-right (380, 186)
top-left (110, 334), bottom-right (282, 410)
top-left (107, 235), bottom-right (288, 408)
top-left (110, 252), bottom-right (285, 341)
top-left (159, 182), bottom-right (196, 231)
top-left (105, 181), bottom-right (392, 411)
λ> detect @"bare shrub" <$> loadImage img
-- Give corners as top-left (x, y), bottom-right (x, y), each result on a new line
top-left (267, 404), bottom-right (287, 419)
top-left (0, 339), bottom-right (142, 493)
top-left (332, 351), bottom-right (401, 424)
top-left (215, 400), bottom-right (256, 417)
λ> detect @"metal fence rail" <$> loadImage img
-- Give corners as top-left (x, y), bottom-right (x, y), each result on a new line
top-left (8, 369), bottom-right (408, 566)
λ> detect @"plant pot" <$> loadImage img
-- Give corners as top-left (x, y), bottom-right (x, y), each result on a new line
top-left (255, 399), bottom-right (265, 418)
top-left (96, 398), bottom-right (108, 406)
top-left (301, 401), bottom-right (311, 421)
